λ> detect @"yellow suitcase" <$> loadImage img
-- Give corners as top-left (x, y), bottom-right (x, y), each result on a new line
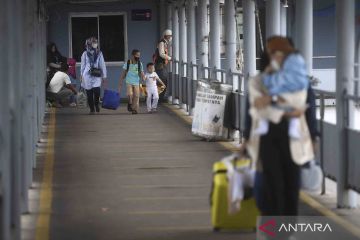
top-left (210, 158), bottom-right (260, 231)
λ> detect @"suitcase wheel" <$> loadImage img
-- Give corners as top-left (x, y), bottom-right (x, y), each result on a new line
top-left (213, 227), bottom-right (221, 232)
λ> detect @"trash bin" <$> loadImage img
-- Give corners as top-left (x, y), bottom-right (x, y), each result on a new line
top-left (192, 79), bottom-right (233, 140)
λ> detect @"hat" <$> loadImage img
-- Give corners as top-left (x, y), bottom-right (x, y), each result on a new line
top-left (266, 36), bottom-right (295, 55)
top-left (163, 29), bottom-right (172, 36)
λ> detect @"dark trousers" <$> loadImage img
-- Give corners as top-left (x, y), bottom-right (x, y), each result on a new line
top-left (86, 87), bottom-right (100, 112)
top-left (259, 119), bottom-right (300, 216)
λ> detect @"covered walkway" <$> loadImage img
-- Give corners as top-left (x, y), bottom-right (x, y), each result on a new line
top-left (2, 0), bottom-right (360, 240)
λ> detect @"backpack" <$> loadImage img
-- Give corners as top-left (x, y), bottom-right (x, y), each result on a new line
top-left (152, 39), bottom-right (168, 65)
top-left (126, 59), bottom-right (142, 77)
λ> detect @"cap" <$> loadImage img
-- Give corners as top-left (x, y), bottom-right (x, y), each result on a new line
top-left (163, 29), bottom-right (172, 36)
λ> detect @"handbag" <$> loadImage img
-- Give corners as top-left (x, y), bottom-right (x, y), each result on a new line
top-left (90, 67), bottom-right (102, 77)
top-left (76, 87), bottom-right (88, 108)
top-left (86, 51), bottom-right (102, 77)
top-left (301, 160), bottom-right (323, 191)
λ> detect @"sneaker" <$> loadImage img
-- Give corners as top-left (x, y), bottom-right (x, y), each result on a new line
top-left (147, 110), bottom-right (152, 114)
top-left (127, 103), bottom-right (132, 112)
top-left (70, 102), bottom-right (77, 107)
top-left (132, 110), bottom-right (138, 115)
top-left (152, 108), bottom-right (157, 113)
top-left (89, 111), bottom-right (95, 115)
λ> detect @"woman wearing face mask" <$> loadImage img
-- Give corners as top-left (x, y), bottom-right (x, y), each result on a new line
top-left (80, 37), bottom-right (107, 114)
top-left (154, 29), bottom-right (172, 102)
top-left (245, 36), bottom-right (314, 217)
top-left (118, 49), bottom-right (145, 114)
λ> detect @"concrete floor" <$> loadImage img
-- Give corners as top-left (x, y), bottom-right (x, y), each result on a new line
top-left (49, 105), bottom-right (256, 240)
top-left (23, 104), bottom-right (360, 240)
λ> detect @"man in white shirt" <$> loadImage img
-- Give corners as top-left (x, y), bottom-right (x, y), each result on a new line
top-left (47, 63), bottom-right (77, 107)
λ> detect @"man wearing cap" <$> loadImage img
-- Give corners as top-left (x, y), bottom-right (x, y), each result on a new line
top-left (153, 29), bottom-right (172, 101)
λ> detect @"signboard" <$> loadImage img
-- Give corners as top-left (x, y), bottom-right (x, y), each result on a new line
top-left (131, 9), bottom-right (152, 21)
top-left (192, 91), bottom-right (227, 139)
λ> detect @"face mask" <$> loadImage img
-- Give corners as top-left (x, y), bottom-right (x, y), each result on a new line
top-left (168, 37), bottom-right (172, 42)
top-left (270, 60), bottom-right (280, 71)
top-left (134, 56), bottom-right (140, 61)
top-left (92, 43), bottom-right (98, 49)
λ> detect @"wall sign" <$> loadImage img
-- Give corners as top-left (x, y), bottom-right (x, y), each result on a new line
top-left (131, 9), bottom-right (152, 21)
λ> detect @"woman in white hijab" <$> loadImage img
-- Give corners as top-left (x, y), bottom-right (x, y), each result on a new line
top-left (80, 37), bottom-right (107, 114)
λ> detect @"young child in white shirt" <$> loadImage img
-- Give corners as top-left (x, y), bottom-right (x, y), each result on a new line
top-left (144, 63), bottom-right (166, 113)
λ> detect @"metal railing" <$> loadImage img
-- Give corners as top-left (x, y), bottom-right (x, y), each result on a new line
top-left (168, 59), bottom-right (245, 137)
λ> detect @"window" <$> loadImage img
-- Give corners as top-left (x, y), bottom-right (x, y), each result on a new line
top-left (70, 13), bottom-right (127, 63)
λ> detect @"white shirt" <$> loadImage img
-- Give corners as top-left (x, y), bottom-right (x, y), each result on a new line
top-left (48, 71), bottom-right (71, 93)
top-left (145, 72), bottom-right (159, 88)
top-left (80, 51), bottom-right (107, 90)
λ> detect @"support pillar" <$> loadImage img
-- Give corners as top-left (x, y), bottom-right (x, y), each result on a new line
top-left (336, 0), bottom-right (358, 208)
top-left (187, 0), bottom-right (197, 69)
top-left (159, 0), bottom-right (166, 38)
top-left (166, 3), bottom-right (173, 75)
top-left (266, 0), bottom-right (281, 38)
top-left (243, 0), bottom-right (256, 85)
top-left (179, 1), bottom-right (187, 108)
top-left (295, 0), bottom-right (313, 74)
top-left (0, 0), bottom-right (11, 239)
top-left (8, 0), bottom-right (25, 238)
top-left (280, 4), bottom-right (287, 36)
top-left (187, 0), bottom-right (197, 115)
top-left (209, 0), bottom-right (221, 76)
top-left (179, 2), bottom-right (187, 65)
top-left (224, 0), bottom-right (237, 87)
top-left (198, 0), bottom-right (209, 78)
top-left (172, 4), bottom-right (179, 104)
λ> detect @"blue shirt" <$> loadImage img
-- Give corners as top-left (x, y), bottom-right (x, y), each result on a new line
top-left (123, 61), bottom-right (144, 85)
top-left (263, 54), bottom-right (309, 96)
top-left (244, 86), bottom-right (319, 141)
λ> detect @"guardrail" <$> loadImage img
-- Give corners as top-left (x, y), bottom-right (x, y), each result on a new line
top-left (168, 60), bottom-right (360, 195)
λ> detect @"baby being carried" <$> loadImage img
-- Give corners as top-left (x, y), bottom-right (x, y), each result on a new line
top-left (252, 53), bottom-right (309, 139)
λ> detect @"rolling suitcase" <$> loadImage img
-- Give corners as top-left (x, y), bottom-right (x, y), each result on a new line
top-left (210, 156), bottom-right (260, 231)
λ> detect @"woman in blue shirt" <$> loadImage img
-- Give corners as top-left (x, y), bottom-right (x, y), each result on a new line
top-left (118, 49), bottom-right (145, 114)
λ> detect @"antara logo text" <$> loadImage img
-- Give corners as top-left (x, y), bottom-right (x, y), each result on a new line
top-left (279, 223), bottom-right (332, 232)
top-left (259, 219), bottom-right (332, 237)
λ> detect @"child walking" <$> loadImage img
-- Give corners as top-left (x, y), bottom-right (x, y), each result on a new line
top-left (144, 63), bottom-right (166, 113)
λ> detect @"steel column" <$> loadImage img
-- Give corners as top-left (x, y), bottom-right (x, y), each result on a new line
top-left (8, 0), bottom-right (25, 238)
top-left (179, 1), bottom-right (187, 108)
top-left (295, 0), bottom-right (313, 74)
top-left (198, 0), bottom-right (209, 78)
top-left (172, 3), bottom-right (179, 104)
top-left (159, 0), bottom-right (166, 38)
top-left (224, 0), bottom-right (237, 87)
top-left (280, 4), bottom-right (287, 36)
top-left (243, 0), bottom-right (256, 86)
top-left (335, 0), bottom-right (358, 208)
top-left (209, 0), bottom-right (221, 74)
top-left (266, 0), bottom-right (281, 37)
top-left (0, 0), bottom-right (11, 238)
top-left (187, 0), bottom-right (197, 115)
